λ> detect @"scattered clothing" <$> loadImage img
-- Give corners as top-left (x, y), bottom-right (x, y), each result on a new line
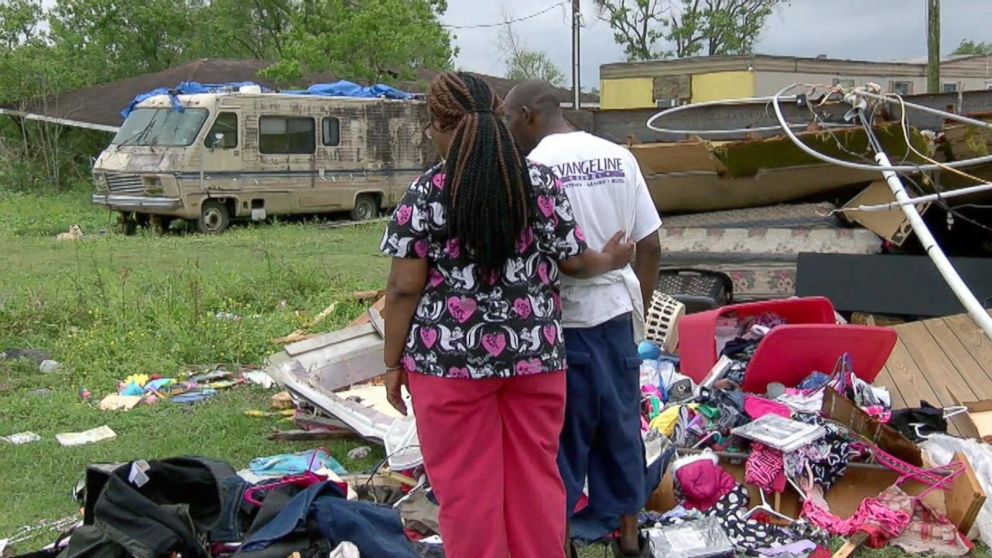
top-left (878, 486), bottom-right (972, 556)
top-left (889, 402), bottom-right (948, 442)
top-left (757, 539), bottom-right (816, 557)
top-left (240, 482), bottom-right (418, 558)
top-left (249, 449), bottom-right (345, 478)
top-left (744, 396), bottom-right (792, 420)
top-left (775, 390), bottom-right (824, 414)
top-left (801, 485), bottom-right (910, 548)
top-left (673, 455), bottom-right (737, 512)
top-left (61, 457), bottom-right (236, 558)
top-left (745, 443), bottom-right (786, 493)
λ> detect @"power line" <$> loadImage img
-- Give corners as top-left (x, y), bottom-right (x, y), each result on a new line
top-left (442, 2), bottom-right (567, 30)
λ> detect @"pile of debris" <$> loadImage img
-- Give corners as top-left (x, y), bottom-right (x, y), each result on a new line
top-left (624, 296), bottom-right (992, 558)
top-left (7, 294), bottom-right (992, 558)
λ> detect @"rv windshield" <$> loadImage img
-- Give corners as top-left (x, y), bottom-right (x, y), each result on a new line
top-left (112, 108), bottom-right (209, 147)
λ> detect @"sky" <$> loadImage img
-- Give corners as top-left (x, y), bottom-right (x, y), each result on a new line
top-left (440, 0), bottom-right (992, 91)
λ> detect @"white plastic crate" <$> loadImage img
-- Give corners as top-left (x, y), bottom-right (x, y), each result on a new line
top-left (644, 291), bottom-right (685, 353)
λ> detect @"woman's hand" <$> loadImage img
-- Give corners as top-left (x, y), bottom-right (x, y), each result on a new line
top-left (385, 368), bottom-right (409, 416)
top-left (602, 231), bottom-right (635, 270)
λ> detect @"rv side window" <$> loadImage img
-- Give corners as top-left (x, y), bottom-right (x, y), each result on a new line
top-left (206, 112), bottom-right (239, 148)
top-left (322, 117), bottom-right (341, 146)
top-left (259, 116), bottom-right (316, 154)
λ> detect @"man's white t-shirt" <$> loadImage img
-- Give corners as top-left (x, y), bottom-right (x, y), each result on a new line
top-left (529, 131), bottom-right (662, 330)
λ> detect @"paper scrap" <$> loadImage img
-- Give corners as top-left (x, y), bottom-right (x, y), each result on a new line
top-left (99, 394), bottom-right (142, 411)
top-left (243, 370), bottom-right (275, 389)
top-left (2, 432), bottom-right (41, 445)
top-left (129, 460), bottom-right (150, 487)
top-left (56, 425), bottom-right (117, 447)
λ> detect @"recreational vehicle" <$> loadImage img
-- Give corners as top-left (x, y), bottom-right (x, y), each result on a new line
top-left (91, 90), bottom-right (430, 233)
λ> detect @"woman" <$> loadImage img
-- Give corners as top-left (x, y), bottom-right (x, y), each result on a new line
top-left (380, 72), bottom-right (632, 558)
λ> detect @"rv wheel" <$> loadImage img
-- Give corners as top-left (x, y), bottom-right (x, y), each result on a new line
top-left (351, 195), bottom-right (379, 221)
top-left (120, 213), bottom-right (138, 236)
top-left (197, 200), bottom-right (230, 234)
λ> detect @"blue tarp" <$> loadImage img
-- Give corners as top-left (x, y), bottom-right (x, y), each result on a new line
top-left (121, 81), bottom-right (269, 119)
top-left (284, 81), bottom-right (415, 100)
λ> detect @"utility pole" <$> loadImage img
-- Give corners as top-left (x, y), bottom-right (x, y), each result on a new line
top-left (572, 0), bottom-right (581, 109)
top-left (927, 0), bottom-right (940, 94)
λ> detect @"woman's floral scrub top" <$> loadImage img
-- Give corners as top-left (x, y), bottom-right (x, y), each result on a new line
top-left (379, 162), bottom-right (588, 380)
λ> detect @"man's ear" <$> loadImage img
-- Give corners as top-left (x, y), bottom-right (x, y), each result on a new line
top-left (522, 105), bottom-right (535, 124)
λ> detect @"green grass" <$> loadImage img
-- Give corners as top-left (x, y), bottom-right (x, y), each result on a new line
top-left (0, 191), bottom-right (389, 539)
top-left (2, 191), bottom-right (990, 558)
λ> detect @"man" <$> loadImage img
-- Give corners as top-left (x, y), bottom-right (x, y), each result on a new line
top-left (504, 81), bottom-right (663, 558)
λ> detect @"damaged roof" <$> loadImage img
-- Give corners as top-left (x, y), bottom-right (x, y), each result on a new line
top-left (3, 58), bottom-right (598, 131)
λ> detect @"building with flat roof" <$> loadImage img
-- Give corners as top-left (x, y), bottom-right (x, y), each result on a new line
top-left (599, 53), bottom-right (992, 109)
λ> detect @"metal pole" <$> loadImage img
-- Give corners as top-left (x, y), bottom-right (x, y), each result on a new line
top-left (927, 0), bottom-right (941, 94)
top-left (572, 0), bottom-right (581, 109)
top-left (859, 114), bottom-right (992, 340)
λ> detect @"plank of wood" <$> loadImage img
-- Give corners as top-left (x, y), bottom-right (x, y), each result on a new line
top-left (879, 337), bottom-right (941, 410)
top-left (874, 366), bottom-right (908, 409)
top-left (945, 452), bottom-right (987, 535)
top-left (925, 318), bottom-right (992, 400)
top-left (833, 531), bottom-right (869, 558)
top-left (895, 321), bottom-right (979, 408)
top-left (943, 314), bottom-right (992, 397)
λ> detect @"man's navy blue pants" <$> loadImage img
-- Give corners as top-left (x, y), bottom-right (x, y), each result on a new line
top-left (558, 313), bottom-right (646, 518)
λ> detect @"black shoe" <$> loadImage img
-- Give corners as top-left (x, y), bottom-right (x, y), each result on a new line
top-left (611, 534), bottom-right (651, 558)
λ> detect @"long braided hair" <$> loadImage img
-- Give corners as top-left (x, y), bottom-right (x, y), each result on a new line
top-left (427, 72), bottom-right (530, 274)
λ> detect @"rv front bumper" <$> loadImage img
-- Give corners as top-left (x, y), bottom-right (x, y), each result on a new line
top-left (92, 194), bottom-right (182, 211)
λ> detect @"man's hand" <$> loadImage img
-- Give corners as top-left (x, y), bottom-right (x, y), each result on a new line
top-left (385, 369), bottom-right (409, 416)
top-left (603, 231), bottom-right (635, 270)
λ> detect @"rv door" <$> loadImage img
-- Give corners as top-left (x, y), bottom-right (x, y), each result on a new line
top-left (201, 111), bottom-right (242, 190)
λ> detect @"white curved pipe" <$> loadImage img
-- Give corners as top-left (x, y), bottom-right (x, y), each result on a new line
top-left (645, 94), bottom-right (853, 135)
top-left (769, 84), bottom-right (992, 173)
top-left (873, 150), bottom-right (992, 339)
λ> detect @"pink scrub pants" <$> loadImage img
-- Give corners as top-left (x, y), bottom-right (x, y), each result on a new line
top-left (408, 371), bottom-right (567, 558)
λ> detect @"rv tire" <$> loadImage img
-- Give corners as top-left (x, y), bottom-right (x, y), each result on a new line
top-left (120, 213), bottom-right (138, 236)
top-left (351, 195), bottom-right (379, 221)
top-left (197, 200), bottom-right (230, 234)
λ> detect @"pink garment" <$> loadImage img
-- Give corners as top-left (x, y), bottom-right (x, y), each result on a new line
top-left (745, 443), bottom-right (787, 493)
top-left (409, 371), bottom-right (567, 558)
top-left (801, 486), bottom-right (911, 549)
top-left (864, 406), bottom-right (892, 423)
top-left (675, 459), bottom-right (737, 511)
top-left (877, 486), bottom-right (973, 556)
top-left (744, 396), bottom-right (792, 420)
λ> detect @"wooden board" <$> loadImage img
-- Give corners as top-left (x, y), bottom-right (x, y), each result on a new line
top-left (876, 313), bottom-right (992, 437)
top-left (878, 337), bottom-right (939, 410)
top-left (897, 321), bottom-right (979, 406)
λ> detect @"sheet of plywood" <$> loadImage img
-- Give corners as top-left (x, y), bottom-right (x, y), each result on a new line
top-left (943, 314), bottom-right (992, 397)
top-left (629, 141), bottom-right (724, 174)
top-left (877, 338), bottom-right (939, 412)
top-left (873, 367), bottom-right (908, 409)
top-left (896, 321), bottom-right (979, 408)
top-left (925, 318), bottom-right (992, 398)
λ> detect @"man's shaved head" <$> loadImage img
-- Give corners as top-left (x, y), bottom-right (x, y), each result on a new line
top-left (504, 79), bottom-right (562, 116)
top-left (504, 79), bottom-right (571, 155)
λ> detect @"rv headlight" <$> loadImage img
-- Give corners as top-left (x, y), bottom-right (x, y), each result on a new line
top-left (143, 176), bottom-right (163, 193)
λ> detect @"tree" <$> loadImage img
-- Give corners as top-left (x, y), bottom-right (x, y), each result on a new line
top-left (594, 0), bottom-right (667, 61)
top-left (594, 0), bottom-right (784, 61)
top-left (196, 0), bottom-right (297, 59)
top-left (497, 15), bottom-right (565, 87)
top-left (264, 0), bottom-right (455, 84)
top-left (952, 39), bottom-right (992, 56)
top-left (47, 0), bottom-right (209, 83)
